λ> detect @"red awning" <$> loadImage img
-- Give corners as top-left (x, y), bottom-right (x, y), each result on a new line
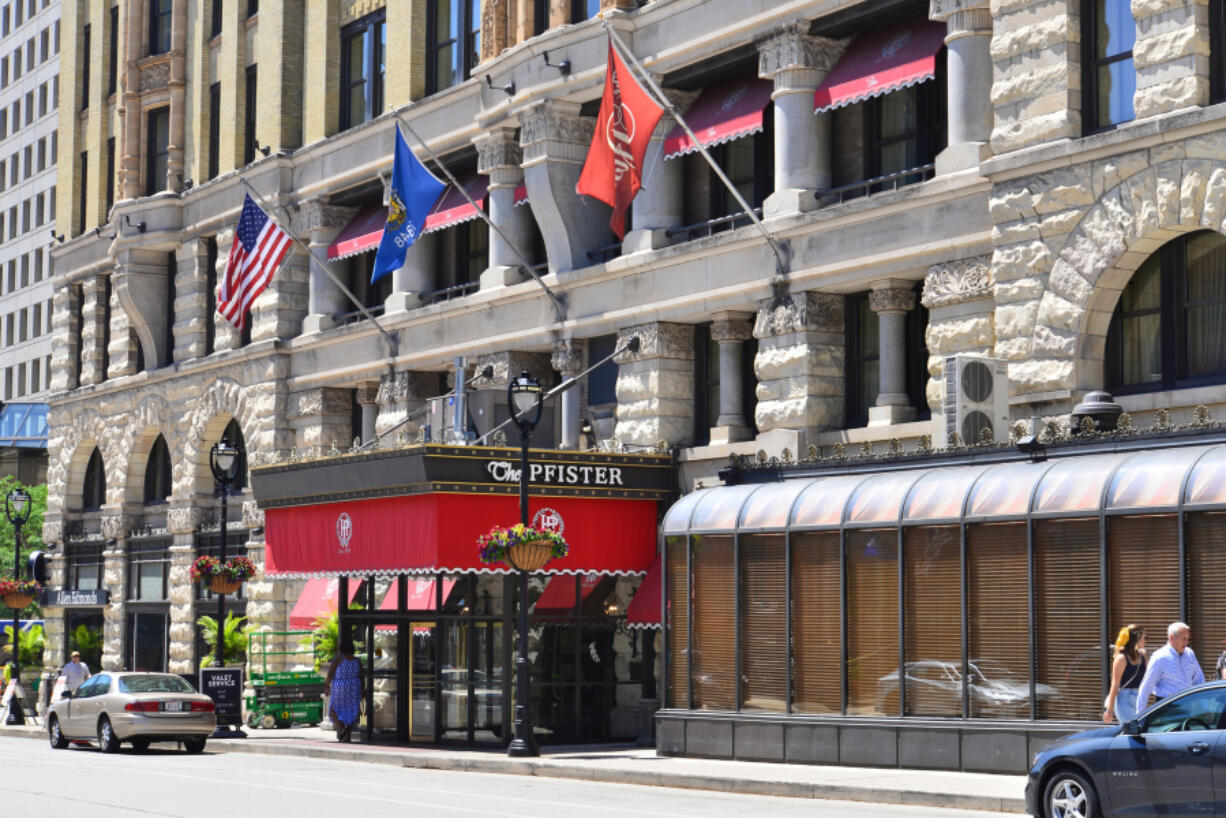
top-left (813, 19), bottom-right (946, 114)
top-left (662, 77), bottom-right (774, 160)
top-left (422, 176), bottom-right (489, 234)
top-left (534, 574), bottom-right (604, 619)
top-left (326, 204), bottom-right (389, 261)
top-left (514, 183), bottom-right (529, 207)
top-left (378, 577), bottom-right (457, 611)
top-left (288, 577), bottom-right (363, 628)
top-left (625, 553), bottom-right (662, 629)
top-left (265, 493), bottom-right (658, 578)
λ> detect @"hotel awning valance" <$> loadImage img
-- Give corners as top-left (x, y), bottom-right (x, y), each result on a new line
top-left (514, 183), bottom-right (528, 206)
top-left (662, 77), bottom-right (774, 161)
top-left (422, 176), bottom-right (489, 234)
top-left (326, 204), bottom-right (388, 261)
top-left (288, 577), bottom-right (363, 628)
top-left (379, 577), bottom-right (457, 612)
top-left (663, 443), bottom-right (1226, 535)
top-left (534, 574), bottom-right (604, 619)
top-left (265, 492), bottom-right (658, 578)
top-left (813, 19), bottom-right (947, 114)
top-left (625, 553), bottom-right (662, 629)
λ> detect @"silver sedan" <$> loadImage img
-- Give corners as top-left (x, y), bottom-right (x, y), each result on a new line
top-left (46, 671), bottom-right (216, 753)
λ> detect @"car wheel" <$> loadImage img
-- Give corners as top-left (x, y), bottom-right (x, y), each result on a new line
top-left (183, 736), bottom-right (206, 754)
top-left (130, 738), bottom-right (150, 752)
top-left (1044, 768), bottom-right (1099, 818)
top-left (48, 716), bottom-right (68, 749)
top-left (97, 716), bottom-right (120, 754)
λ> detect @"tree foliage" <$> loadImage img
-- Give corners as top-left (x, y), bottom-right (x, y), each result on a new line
top-left (196, 612), bottom-right (251, 667)
top-left (0, 477), bottom-right (47, 618)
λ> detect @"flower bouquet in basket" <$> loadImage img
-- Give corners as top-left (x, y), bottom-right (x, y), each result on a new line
top-left (0, 577), bottom-right (40, 609)
top-left (477, 523), bottom-right (569, 572)
top-left (191, 555), bottom-right (257, 595)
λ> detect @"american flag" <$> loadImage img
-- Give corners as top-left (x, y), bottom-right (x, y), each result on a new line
top-left (218, 194), bottom-right (292, 330)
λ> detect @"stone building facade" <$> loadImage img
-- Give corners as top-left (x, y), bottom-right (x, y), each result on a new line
top-left (39, 0), bottom-right (1226, 746)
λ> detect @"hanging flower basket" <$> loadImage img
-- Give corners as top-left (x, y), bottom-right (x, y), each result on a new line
top-left (208, 576), bottom-right (243, 595)
top-left (191, 555), bottom-right (257, 594)
top-left (477, 524), bottom-right (569, 572)
top-left (0, 578), bottom-right (39, 610)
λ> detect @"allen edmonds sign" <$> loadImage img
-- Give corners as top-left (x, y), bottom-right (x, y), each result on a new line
top-left (40, 588), bottom-right (110, 607)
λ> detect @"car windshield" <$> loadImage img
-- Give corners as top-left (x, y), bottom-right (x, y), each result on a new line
top-left (118, 675), bottom-right (195, 694)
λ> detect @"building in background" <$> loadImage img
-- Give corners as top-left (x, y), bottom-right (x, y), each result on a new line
top-left (0, 0), bottom-right (57, 483)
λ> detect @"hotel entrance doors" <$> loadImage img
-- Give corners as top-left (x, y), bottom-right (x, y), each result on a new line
top-left (406, 620), bottom-right (508, 744)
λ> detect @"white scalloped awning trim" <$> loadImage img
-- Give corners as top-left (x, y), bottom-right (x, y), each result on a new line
top-left (662, 123), bottom-right (763, 162)
top-left (813, 72), bottom-right (936, 114)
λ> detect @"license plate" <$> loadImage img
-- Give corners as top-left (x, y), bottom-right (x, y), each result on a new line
top-left (163, 701), bottom-right (185, 712)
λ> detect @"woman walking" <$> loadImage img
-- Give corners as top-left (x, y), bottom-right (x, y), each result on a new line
top-left (326, 636), bottom-right (363, 742)
top-left (1104, 624), bottom-right (1148, 724)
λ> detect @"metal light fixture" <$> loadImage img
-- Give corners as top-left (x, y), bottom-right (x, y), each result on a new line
top-left (507, 370), bottom-right (542, 758)
top-left (542, 51), bottom-right (571, 76)
top-left (1070, 390), bottom-right (1123, 433)
top-left (4, 486), bottom-right (31, 725)
top-left (1015, 434), bottom-right (1046, 463)
top-left (206, 435), bottom-right (245, 738)
top-left (485, 74), bottom-right (516, 97)
top-left (124, 215), bottom-right (146, 233)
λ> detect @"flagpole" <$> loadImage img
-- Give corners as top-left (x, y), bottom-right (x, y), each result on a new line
top-left (239, 178), bottom-right (399, 359)
top-left (394, 115), bottom-right (567, 324)
top-left (603, 23), bottom-right (791, 278)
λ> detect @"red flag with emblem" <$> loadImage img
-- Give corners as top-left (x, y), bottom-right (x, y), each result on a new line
top-left (576, 40), bottom-right (664, 239)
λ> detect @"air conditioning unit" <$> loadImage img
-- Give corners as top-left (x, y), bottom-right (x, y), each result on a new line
top-left (937, 355), bottom-right (1010, 447)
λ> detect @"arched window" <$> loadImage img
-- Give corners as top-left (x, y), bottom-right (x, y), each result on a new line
top-left (82, 448), bottom-right (105, 511)
top-left (1105, 230), bottom-right (1226, 392)
top-left (143, 434), bottom-right (171, 505)
top-left (221, 418), bottom-right (247, 494)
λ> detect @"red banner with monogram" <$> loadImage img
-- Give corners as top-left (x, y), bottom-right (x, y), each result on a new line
top-left (264, 492), bottom-right (658, 577)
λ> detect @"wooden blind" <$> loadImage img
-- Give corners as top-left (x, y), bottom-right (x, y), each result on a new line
top-left (1107, 515), bottom-right (1179, 680)
top-left (665, 537), bottom-right (688, 708)
top-left (739, 534), bottom-right (787, 712)
top-left (691, 534), bottom-right (735, 710)
top-left (791, 531), bottom-right (841, 714)
top-left (1035, 518), bottom-right (1101, 721)
top-left (846, 528), bottom-right (898, 716)
top-left (967, 522), bottom-right (1030, 718)
top-left (1187, 513), bottom-right (1226, 681)
top-left (903, 525), bottom-right (962, 717)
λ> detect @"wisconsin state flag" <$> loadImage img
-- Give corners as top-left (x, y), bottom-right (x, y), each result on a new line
top-left (577, 40), bottom-right (664, 239)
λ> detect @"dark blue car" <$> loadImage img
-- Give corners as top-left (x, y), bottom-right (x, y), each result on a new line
top-left (1026, 680), bottom-right (1226, 817)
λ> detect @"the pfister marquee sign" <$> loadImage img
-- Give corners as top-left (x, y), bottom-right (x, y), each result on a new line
top-left (250, 445), bottom-right (675, 508)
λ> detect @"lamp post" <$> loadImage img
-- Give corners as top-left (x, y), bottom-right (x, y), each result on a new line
top-left (208, 437), bottom-right (242, 669)
top-left (507, 370), bottom-right (542, 757)
top-left (4, 487), bottom-right (30, 725)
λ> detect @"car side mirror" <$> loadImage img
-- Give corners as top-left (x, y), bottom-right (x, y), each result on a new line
top-left (1123, 718), bottom-right (1141, 735)
top-left (61, 690), bottom-right (72, 700)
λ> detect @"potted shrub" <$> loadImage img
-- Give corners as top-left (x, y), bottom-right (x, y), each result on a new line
top-left (191, 555), bottom-right (257, 595)
top-left (196, 612), bottom-right (251, 667)
top-left (0, 577), bottom-right (39, 610)
top-left (477, 523), bottom-right (569, 572)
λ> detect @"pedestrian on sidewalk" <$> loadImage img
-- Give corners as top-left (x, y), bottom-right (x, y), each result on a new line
top-left (326, 636), bottom-right (363, 742)
top-left (61, 651), bottom-right (91, 695)
top-left (1103, 624), bottom-right (1147, 723)
top-left (1136, 621), bottom-right (1204, 712)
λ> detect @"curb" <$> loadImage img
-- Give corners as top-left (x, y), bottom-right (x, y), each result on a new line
top-left (1, 725), bottom-right (1026, 813)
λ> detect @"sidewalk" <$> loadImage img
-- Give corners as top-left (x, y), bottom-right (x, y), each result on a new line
top-left (0, 721), bottom-right (1027, 813)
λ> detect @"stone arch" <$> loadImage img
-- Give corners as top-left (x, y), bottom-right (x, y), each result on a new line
top-left (55, 409), bottom-right (118, 513)
top-left (181, 378), bottom-right (263, 498)
top-left (118, 394), bottom-right (176, 507)
top-left (1013, 153), bottom-right (1226, 395)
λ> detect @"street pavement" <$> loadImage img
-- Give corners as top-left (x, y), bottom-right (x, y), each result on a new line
top-left (0, 724), bottom-right (1028, 815)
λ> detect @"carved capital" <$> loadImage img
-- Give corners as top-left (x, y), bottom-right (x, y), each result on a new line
top-left (869, 287), bottom-right (917, 314)
top-left (615, 323), bottom-right (694, 363)
top-left (551, 340), bottom-right (584, 377)
top-left (929, 0), bottom-right (991, 25)
top-left (475, 127), bottom-right (523, 173)
top-left (166, 506), bottom-right (202, 535)
top-left (100, 512), bottom-right (134, 540)
top-left (42, 519), bottom-right (63, 545)
top-left (519, 101), bottom-right (594, 165)
top-left (758, 26), bottom-right (845, 79)
top-left (754, 291), bottom-right (844, 337)
top-left (921, 254), bottom-right (994, 308)
top-left (242, 500), bottom-right (265, 531)
top-left (709, 311), bottom-right (754, 343)
top-left (291, 200), bottom-right (357, 236)
top-left (377, 371), bottom-right (440, 404)
top-left (472, 351), bottom-right (553, 387)
top-left (355, 381), bottom-right (380, 405)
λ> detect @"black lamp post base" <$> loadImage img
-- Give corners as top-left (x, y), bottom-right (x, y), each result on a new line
top-left (210, 725), bottom-right (247, 739)
top-left (507, 736), bottom-right (539, 757)
top-left (4, 701), bottom-right (25, 725)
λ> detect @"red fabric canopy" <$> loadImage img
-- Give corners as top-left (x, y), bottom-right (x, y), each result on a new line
top-left (423, 176), bottom-right (489, 234)
top-left (514, 183), bottom-right (528, 206)
top-left (288, 577), bottom-right (363, 628)
top-left (326, 203), bottom-right (389, 261)
top-left (378, 577), bottom-right (457, 611)
top-left (625, 553), bottom-right (662, 629)
top-left (265, 492), bottom-right (658, 578)
top-left (534, 574), bottom-right (604, 619)
top-left (663, 77), bottom-right (774, 161)
top-left (813, 19), bottom-right (946, 113)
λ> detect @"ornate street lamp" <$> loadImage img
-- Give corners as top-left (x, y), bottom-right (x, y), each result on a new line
top-left (507, 370), bottom-right (542, 757)
top-left (208, 437), bottom-right (242, 670)
top-left (4, 486), bottom-right (30, 725)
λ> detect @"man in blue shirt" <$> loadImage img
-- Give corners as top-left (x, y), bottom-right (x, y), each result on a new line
top-left (1136, 621), bottom-right (1204, 712)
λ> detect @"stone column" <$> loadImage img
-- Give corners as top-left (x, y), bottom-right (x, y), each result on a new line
top-left (930, 0), bottom-right (993, 173)
top-left (78, 276), bottom-right (108, 386)
top-left (375, 371), bottom-right (441, 439)
top-left (212, 228), bottom-right (241, 352)
top-left (100, 509), bottom-right (133, 672)
top-left (476, 127), bottom-right (533, 289)
top-left (614, 323), bottom-right (694, 448)
top-left (386, 232), bottom-right (436, 313)
top-left (709, 311), bottom-right (754, 444)
top-left (356, 382), bottom-right (379, 445)
top-left (868, 283), bottom-right (917, 426)
top-left (519, 100), bottom-right (611, 274)
top-left (50, 281), bottom-right (81, 391)
top-left (758, 26), bottom-right (844, 217)
top-left (174, 240), bottom-right (209, 361)
top-left (921, 254), bottom-right (994, 413)
top-left (167, 0), bottom-right (187, 191)
top-left (291, 201), bottom-right (355, 334)
top-left (622, 90), bottom-right (698, 254)
top-left (551, 339), bottom-right (584, 450)
top-left (753, 291), bottom-right (844, 436)
top-left (166, 503), bottom-right (201, 675)
top-left (107, 276), bottom-right (141, 379)
top-left (289, 387), bottom-right (353, 453)
top-left (112, 248), bottom-right (170, 369)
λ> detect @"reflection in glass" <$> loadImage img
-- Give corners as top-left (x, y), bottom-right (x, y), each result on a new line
top-left (691, 535), bottom-right (735, 710)
top-left (665, 537), bottom-right (688, 708)
top-left (1185, 232), bottom-right (1226, 376)
top-left (1036, 519), bottom-right (1102, 720)
top-left (1185, 447), bottom-right (1226, 506)
top-left (846, 529), bottom-right (898, 716)
top-left (902, 526), bottom-right (961, 716)
top-left (739, 535), bottom-right (786, 712)
top-left (1108, 449), bottom-right (1201, 509)
top-left (967, 523), bottom-right (1032, 718)
top-left (791, 531), bottom-right (840, 714)
top-left (791, 475), bottom-right (866, 527)
top-left (1118, 254), bottom-right (1162, 384)
top-left (1033, 455), bottom-right (1124, 513)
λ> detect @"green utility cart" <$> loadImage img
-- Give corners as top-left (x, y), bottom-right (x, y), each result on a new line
top-left (245, 630), bottom-right (326, 729)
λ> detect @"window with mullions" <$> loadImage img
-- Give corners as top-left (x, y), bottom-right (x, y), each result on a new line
top-left (107, 5), bottom-right (117, 95)
top-left (340, 11), bottom-right (385, 130)
top-left (143, 434), bottom-right (171, 505)
top-left (208, 82), bottom-right (220, 179)
top-left (426, 0), bottom-right (480, 95)
top-left (1082, 0), bottom-right (1135, 132)
top-left (1106, 230), bottom-right (1226, 393)
top-left (709, 123), bottom-right (772, 228)
top-left (149, 0), bottom-right (171, 55)
top-left (66, 542), bottom-right (104, 590)
top-left (128, 540), bottom-right (170, 601)
top-left (342, 251), bottom-right (391, 319)
top-left (80, 24), bottom-right (89, 111)
top-left (244, 66), bottom-right (257, 164)
top-left (692, 323), bottom-right (757, 446)
top-left (146, 107), bottom-right (169, 196)
top-left (865, 77), bottom-right (946, 187)
top-left (82, 447), bottom-right (105, 510)
top-left (844, 288), bottom-right (930, 429)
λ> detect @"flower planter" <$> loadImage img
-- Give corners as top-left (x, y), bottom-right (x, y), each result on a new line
top-left (507, 539), bottom-right (554, 572)
top-left (2, 591), bottom-right (34, 609)
top-left (208, 576), bottom-right (242, 595)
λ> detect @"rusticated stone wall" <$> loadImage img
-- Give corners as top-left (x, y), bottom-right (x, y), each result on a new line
top-left (753, 291), bottom-right (845, 433)
top-left (614, 322), bottom-right (695, 447)
top-left (1133, 0), bottom-right (1210, 119)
